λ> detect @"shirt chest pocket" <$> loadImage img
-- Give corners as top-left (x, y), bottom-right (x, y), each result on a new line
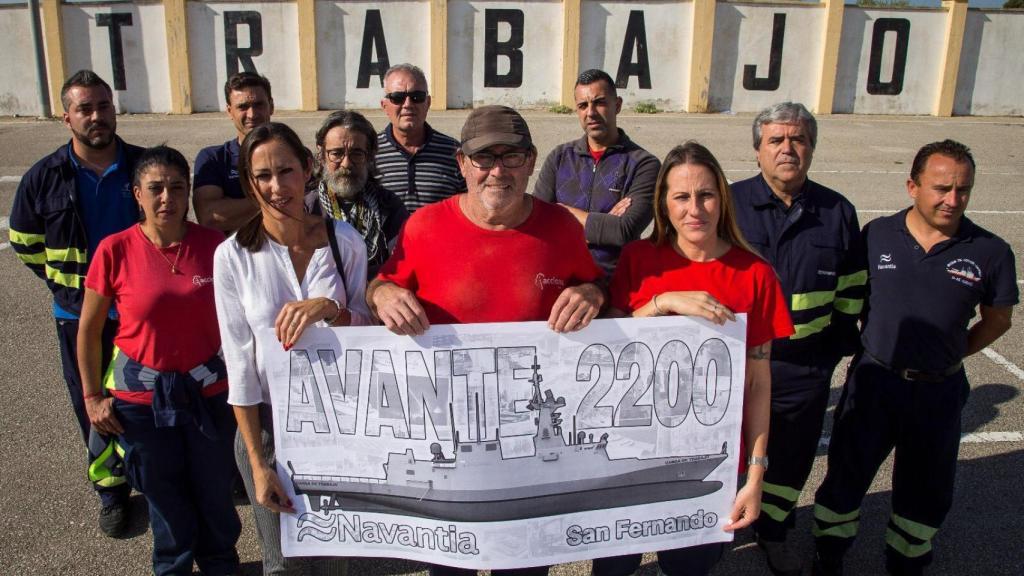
top-left (806, 233), bottom-right (844, 284)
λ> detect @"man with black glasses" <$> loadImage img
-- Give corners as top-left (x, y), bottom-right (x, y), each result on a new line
top-left (313, 110), bottom-right (408, 279)
top-left (377, 63), bottom-right (465, 213)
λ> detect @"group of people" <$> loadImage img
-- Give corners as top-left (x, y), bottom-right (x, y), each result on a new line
top-left (8, 63), bottom-right (1016, 576)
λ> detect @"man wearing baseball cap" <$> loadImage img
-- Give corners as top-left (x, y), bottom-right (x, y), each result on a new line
top-left (369, 105), bottom-right (605, 341)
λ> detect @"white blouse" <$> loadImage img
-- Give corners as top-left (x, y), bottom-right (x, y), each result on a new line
top-left (214, 220), bottom-right (372, 407)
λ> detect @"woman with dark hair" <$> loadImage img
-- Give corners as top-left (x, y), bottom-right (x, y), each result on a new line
top-left (214, 121), bottom-right (371, 574)
top-left (78, 145), bottom-right (240, 575)
top-left (593, 141), bottom-right (793, 576)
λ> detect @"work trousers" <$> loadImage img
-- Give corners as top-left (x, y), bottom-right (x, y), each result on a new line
top-left (234, 416), bottom-right (348, 576)
top-left (754, 359), bottom-right (836, 541)
top-left (116, 394), bottom-right (241, 576)
top-left (591, 542), bottom-right (724, 576)
top-left (813, 355), bottom-right (969, 573)
top-left (55, 318), bottom-right (131, 506)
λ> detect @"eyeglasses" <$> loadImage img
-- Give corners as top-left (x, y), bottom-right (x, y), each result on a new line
top-left (324, 148), bottom-right (368, 164)
top-left (469, 151), bottom-right (530, 169)
top-left (384, 90), bottom-right (428, 105)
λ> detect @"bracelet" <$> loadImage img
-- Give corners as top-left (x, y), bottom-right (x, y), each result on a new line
top-left (83, 391), bottom-right (103, 401)
top-left (323, 297), bottom-right (343, 325)
top-left (652, 293), bottom-right (664, 316)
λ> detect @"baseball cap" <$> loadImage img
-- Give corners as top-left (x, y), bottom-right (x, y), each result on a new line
top-left (460, 105), bottom-right (533, 155)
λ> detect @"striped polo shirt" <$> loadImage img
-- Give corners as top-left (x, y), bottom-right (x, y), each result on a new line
top-left (375, 123), bottom-right (466, 213)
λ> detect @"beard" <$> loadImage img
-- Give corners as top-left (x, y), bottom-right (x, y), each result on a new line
top-left (325, 165), bottom-right (368, 201)
top-left (71, 121), bottom-right (116, 150)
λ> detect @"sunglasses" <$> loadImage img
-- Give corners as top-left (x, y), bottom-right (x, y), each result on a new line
top-left (385, 90), bottom-right (428, 105)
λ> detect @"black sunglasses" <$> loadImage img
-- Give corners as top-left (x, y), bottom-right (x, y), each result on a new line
top-left (385, 90), bottom-right (428, 105)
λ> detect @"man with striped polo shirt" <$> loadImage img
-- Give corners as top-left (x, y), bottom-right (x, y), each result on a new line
top-left (376, 63), bottom-right (465, 213)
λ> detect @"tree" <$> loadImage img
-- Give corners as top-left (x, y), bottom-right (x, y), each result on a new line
top-left (1005, 0), bottom-right (1024, 9)
top-left (857, 0), bottom-right (910, 7)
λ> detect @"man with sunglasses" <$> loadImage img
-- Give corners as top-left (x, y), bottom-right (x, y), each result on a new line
top-left (312, 110), bottom-right (408, 279)
top-left (193, 72), bottom-right (274, 233)
top-left (534, 68), bottom-right (660, 274)
top-left (368, 105), bottom-right (604, 576)
top-left (377, 63), bottom-right (466, 213)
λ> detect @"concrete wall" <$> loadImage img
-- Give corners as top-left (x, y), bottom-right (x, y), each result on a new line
top-left (447, 0), bottom-right (564, 108)
top-left (6, 1), bottom-right (1023, 117)
top-left (709, 3), bottom-right (824, 113)
top-left (188, 2), bottom-right (301, 111)
top-left (61, 2), bottom-right (171, 113)
top-left (580, 1), bottom-right (692, 110)
top-left (833, 8), bottom-right (947, 115)
top-left (954, 10), bottom-right (1024, 117)
top-left (0, 6), bottom-right (44, 116)
top-left (315, 1), bottom-right (432, 110)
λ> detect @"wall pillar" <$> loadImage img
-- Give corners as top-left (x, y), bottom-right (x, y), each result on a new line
top-left (814, 0), bottom-right (844, 115)
top-left (164, 0), bottom-right (192, 114)
top-left (297, 0), bottom-right (318, 111)
top-left (687, 0), bottom-right (716, 113)
top-left (430, 0), bottom-right (448, 111)
top-left (561, 0), bottom-right (581, 107)
top-left (40, 0), bottom-right (65, 116)
top-left (934, 0), bottom-right (968, 117)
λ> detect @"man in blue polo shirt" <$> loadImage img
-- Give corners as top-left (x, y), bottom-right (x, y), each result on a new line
top-left (731, 102), bottom-right (865, 576)
top-left (193, 72), bottom-right (273, 233)
top-left (812, 140), bottom-right (1017, 576)
top-left (376, 63), bottom-right (465, 213)
top-left (9, 70), bottom-right (143, 537)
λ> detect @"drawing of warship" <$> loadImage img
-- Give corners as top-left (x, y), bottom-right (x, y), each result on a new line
top-left (287, 357), bottom-right (728, 521)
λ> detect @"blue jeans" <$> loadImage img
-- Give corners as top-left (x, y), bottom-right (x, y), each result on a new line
top-left (116, 393), bottom-right (241, 575)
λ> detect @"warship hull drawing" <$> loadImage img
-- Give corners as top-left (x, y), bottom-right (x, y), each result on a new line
top-left (289, 357), bottom-right (729, 522)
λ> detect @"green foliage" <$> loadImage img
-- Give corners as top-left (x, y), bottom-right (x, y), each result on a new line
top-left (1004, 0), bottom-right (1024, 9)
top-left (548, 104), bottom-right (573, 114)
top-left (634, 101), bottom-right (660, 114)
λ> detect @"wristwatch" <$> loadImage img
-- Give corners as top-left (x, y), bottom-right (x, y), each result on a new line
top-left (747, 455), bottom-right (769, 469)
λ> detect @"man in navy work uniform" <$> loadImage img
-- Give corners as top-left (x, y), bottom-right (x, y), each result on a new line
top-left (8, 70), bottom-right (140, 537)
top-left (731, 102), bottom-right (865, 576)
top-left (193, 71), bottom-right (274, 233)
top-left (533, 68), bottom-right (660, 274)
top-left (812, 140), bottom-right (1017, 576)
top-left (376, 63), bottom-right (465, 213)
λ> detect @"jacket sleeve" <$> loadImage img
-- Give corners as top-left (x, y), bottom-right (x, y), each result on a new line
top-left (532, 148), bottom-right (559, 202)
top-left (8, 173), bottom-right (48, 281)
top-left (380, 186), bottom-right (410, 244)
top-left (583, 153), bottom-right (660, 247)
top-left (830, 206), bottom-right (868, 357)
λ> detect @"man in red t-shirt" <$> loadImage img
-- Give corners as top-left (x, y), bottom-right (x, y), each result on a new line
top-left (370, 105), bottom-right (605, 337)
top-left (368, 106), bottom-right (605, 576)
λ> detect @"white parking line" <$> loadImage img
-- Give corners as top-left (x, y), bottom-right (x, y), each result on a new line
top-left (982, 347), bottom-right (1024, 382)
top-left (0, 175), bottom-right (20, 183)
top-left (0, 216), bottom-right (8, 251)
top-left (819, 431), bottom-right (1022, 448)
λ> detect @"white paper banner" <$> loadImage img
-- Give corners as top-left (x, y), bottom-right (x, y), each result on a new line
top-left (263, 315), bottom-right (747, 570)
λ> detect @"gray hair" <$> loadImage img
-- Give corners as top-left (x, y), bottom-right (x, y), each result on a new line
top-left (752, 102), bottom-right (817, 150)
top-left (383, 63), bottom-right (428, 91)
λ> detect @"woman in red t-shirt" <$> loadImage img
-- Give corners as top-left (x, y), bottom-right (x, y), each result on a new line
top-left (596, 141), bottom-right (794, 576)
top-left (78, 146), bottom-right (239, 575)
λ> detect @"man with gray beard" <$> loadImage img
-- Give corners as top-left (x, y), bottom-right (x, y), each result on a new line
top-left (313, 110), bottom-right (409, 279)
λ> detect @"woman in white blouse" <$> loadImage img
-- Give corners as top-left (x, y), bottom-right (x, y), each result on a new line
top-left (213, 122), bottom-right (370, 574)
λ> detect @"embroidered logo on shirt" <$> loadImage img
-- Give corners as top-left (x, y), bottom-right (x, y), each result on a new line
top-left (192, 275), bottom-right (214, 287)
top-left (945, 258), bottom-right (982, 287)
top-left (534, 273), bottom-right (566, 291)
top-left (877, 253), bottom-right (896, 270)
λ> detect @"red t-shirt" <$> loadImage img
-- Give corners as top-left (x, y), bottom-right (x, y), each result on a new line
top-left (378, 196), bottom-right (604, 324)
top-left (610, 240), bottom-right (794, 347)
top-left (86, 223), bottom-right (226, 404)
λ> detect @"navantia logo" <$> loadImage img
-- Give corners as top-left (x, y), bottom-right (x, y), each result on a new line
top-left (877, 253), bottom-right (896, 270)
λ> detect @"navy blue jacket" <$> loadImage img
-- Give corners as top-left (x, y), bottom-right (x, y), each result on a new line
top-left (9, 138), bottom-right (144, 315)
top-left (732, 174), bottom-right (865, 364)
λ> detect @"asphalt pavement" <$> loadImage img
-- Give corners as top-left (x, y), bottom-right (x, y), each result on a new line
top-left (0, 110), bottom-right (1021, 575)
